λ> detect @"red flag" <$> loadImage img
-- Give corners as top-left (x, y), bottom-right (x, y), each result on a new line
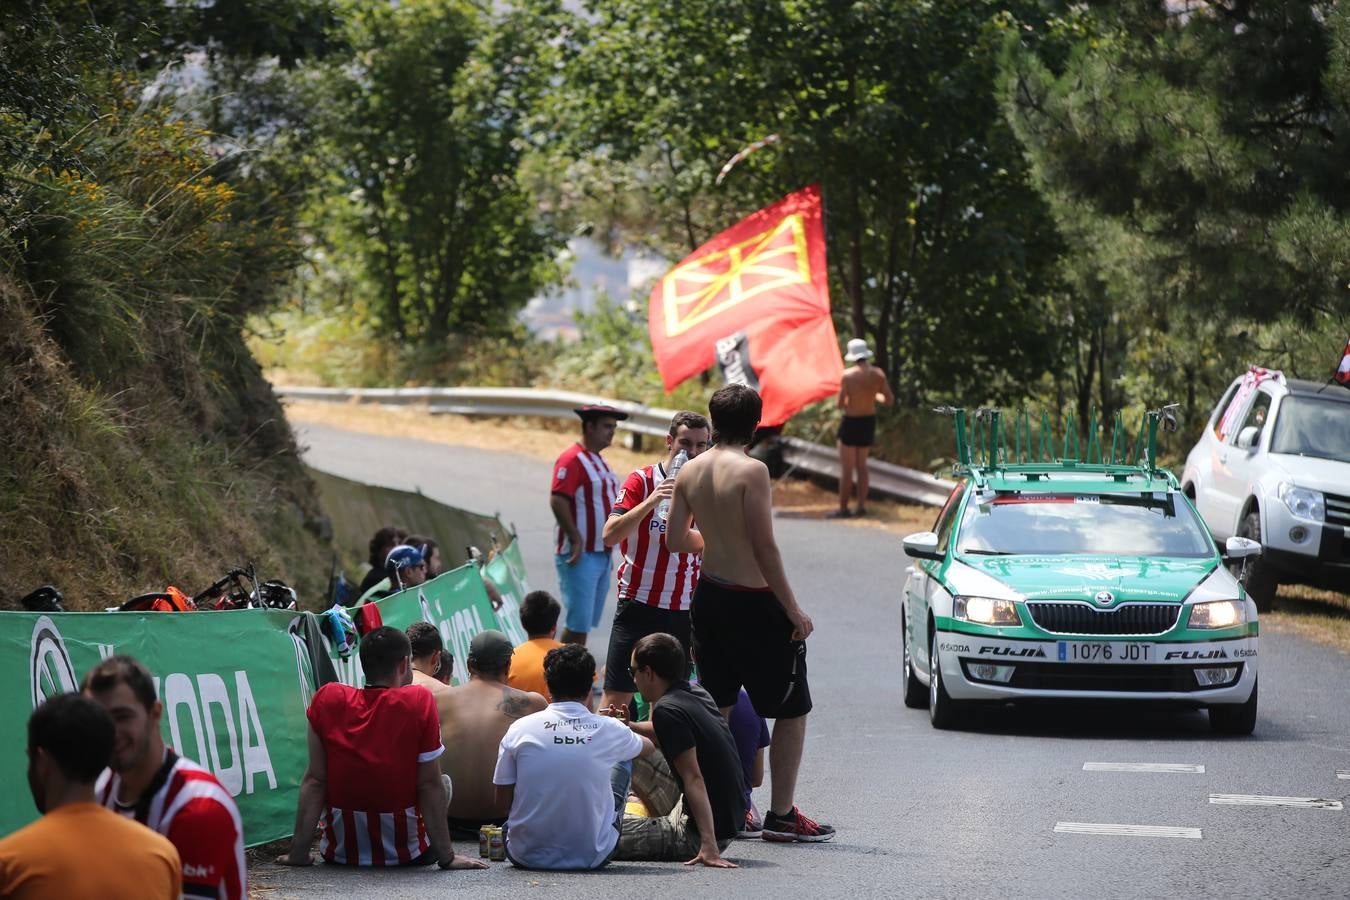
top-left (1337, 337), bottom-right (1350, 386)
top-left (648, 185), bottom-right (842, 427)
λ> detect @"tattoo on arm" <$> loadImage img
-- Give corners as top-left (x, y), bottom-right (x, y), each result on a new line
top-left (496, 688), bottom-right (534, 718)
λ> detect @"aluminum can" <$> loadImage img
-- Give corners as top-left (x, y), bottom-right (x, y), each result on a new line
top-left (478, 826), bottom-right (491, 858)
top-left (488, 826), bottom-right (505, 862)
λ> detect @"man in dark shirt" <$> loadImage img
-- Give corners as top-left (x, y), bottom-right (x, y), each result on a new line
top-left (613, 633), bottom-right (742, 868)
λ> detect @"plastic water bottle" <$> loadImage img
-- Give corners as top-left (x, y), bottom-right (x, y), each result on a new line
top-left (657, 449), bottom-right (688, 521)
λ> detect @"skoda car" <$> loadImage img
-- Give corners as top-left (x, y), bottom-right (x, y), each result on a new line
top-left (900, 463), bottom-right (1261, 734)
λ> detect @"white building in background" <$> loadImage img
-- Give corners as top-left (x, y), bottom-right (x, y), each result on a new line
top-left (521, 238), bottom-right (667, 340)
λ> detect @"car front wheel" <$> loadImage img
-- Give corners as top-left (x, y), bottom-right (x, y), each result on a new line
top-left (928, 633), bottom-right (964, 729)
top-left (902, 610), bottom-right (926, 709)
top-left (1209, 678), bottom-right (1258, 735)
top-left (1234, 511), bottom-right (1277, 612)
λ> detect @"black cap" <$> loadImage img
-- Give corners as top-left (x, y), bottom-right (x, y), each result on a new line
top-left (573, 404), bottom-right (630, 421)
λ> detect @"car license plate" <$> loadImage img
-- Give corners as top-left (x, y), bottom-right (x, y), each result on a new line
top-left (1057, 641), bottom-right (1154, 662)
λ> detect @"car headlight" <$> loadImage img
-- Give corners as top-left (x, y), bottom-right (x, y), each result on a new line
top-left (954, 596), bottom-right (1022, 626)
top-left (1187, 600), bottom-right (1248, 629)
top-left (1278, 483), bottom-right (1325, 522)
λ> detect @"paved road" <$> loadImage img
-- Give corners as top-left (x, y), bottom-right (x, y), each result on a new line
top-left (264, 423), bottom-right (1350, 898)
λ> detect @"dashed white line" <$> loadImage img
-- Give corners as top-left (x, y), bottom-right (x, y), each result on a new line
top-left (1083, 762), bottom-right (1205, 774)
top-left (1337, 771), bottom-right (1350, 781)
top-left (1209, 794), bottom-right (1343, 810)
top-left (1054, 822), bottom-right (1202, 839)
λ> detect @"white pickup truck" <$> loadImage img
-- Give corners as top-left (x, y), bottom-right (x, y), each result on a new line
top-left (1181, 368), bottom-right (1350, 610)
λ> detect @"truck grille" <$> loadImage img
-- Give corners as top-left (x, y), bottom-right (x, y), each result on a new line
top-left (1326, 491), bottom-right (1350, 528)
top-left (1026, 602), bottom-right (1180, 636)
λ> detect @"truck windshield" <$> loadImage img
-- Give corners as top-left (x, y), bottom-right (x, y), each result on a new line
top-left (956, 493), bottom-right (1214, 557)
top-left (1270, 396), bottom-right (1350, 464)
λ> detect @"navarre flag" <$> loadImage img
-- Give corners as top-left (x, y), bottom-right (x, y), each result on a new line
top-left (1337, 337), bottom-right (1350, 386)
top-left (648, 184), bottom-right (842, 427)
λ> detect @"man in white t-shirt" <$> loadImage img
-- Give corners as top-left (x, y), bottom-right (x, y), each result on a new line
top-left (493, 644), bottom-right (654, 870)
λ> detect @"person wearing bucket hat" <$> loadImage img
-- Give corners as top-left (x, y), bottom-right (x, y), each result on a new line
top-left (833, 338), bottom-right (893, 518)
top-left (549, 404), bottom-right (626, 646)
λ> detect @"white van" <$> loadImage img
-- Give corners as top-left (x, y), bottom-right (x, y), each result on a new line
top-left (1181, 368), bottom-right (1350, 609)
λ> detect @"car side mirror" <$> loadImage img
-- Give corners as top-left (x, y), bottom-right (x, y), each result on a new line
top-left (903, 531), bottom-right (945, 562)
top-left (1224, 536), bottom-right (1262, 560)
top-left (1236, 426), bottom-right (1259, 451)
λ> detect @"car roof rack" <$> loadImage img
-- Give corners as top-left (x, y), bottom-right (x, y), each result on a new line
top-left (933, 404), bottom-right (1181, 489)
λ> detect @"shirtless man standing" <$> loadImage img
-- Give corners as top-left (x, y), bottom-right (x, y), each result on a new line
top-left (833, 338), bottom-right (894, 518)
top-left (665, 384), bottom-right (834, 843)
top-left (435, 630), bottom-right (547, 838)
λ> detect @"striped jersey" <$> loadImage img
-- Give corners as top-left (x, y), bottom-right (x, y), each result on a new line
top-left (551, 443), bottom-right (619, 554)
top-left (305, 682), bottom-right (445, 866)
top-left (96, 749), bottom-right (245, 900)
top-left (612, 463), bottom-right (701, 610)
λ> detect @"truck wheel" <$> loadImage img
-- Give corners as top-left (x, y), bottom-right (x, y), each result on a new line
top-left (902, 610), bottom-right (926, 709)
top-left (1209, 678), bottom-right (1258, 735)
top-left (1235, 511), bottom-right (1278, 612)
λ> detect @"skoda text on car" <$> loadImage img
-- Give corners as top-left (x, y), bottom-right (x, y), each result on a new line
top-left (900, 408), bottom-right (1260, 735)
top-left (1181, 367), bottom-right (1350, 610)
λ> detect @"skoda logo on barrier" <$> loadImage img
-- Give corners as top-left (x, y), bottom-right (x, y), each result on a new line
top-left (1094, 591), bottom-right (1115, 607)
top-left (30, 616), bottom-right (79, 709)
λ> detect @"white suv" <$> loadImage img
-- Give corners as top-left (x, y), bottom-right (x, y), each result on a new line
top-left (1181, 368), bottom-right (1350, 609)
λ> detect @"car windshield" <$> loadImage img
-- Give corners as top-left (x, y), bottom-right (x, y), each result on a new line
top-left (1270, 395), bottom-right (1350, 463)
top-left (956, 493), bottom-right (1214, 557)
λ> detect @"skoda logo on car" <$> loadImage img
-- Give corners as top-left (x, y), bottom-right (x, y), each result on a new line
top-left (1094, 591), bottom-right (1115, 607)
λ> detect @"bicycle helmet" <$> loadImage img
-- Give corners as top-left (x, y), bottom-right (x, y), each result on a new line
top-left (258, 580), bottom-right (298, 610)
top-left (20, 585), bottom-right (64, 613)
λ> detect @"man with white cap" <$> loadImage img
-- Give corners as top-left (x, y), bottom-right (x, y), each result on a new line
top-left (549, 404), bottom-right (627, 646)
top-left (832, 338), bottom-right (894, 518)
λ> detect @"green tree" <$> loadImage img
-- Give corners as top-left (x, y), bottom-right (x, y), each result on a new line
top-left (301, 0), bottom-right (565, 343)
top-left (548, 0), bottom-right (1066, 406)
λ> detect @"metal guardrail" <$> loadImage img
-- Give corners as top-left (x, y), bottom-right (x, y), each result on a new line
top-left (277, 385), bottom-right (956, 507)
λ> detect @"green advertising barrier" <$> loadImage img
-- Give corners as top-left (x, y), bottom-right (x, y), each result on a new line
top-left (5, 607), bottom-right (311, 844)
top-left (2, 536), bottom-right (534, 846)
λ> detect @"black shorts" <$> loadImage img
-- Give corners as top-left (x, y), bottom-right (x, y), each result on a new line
top-left (690, 580), bottom-right (812, 719)
top-left (604, 598), bottom-right (692, 693)
top-left (838, 414), bottom-right (876, 447)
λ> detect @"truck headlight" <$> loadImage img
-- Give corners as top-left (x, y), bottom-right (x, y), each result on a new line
top-left (954, 596), bottom-right (1021, 626)
top-left (1278, 483), bottom-right (1325, 522)
top-left (1187, 600), bottom-right (1247, 629)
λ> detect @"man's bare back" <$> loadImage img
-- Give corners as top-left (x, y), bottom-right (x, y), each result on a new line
top-left (436, 680), bottom-right (545, 819)
top-left (838, 363), bottom-right (892, 417)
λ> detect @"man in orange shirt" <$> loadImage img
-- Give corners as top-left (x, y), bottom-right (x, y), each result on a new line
top-left (0, 693), bottom-right (180, 899)
top-left (508, 591), bottom-right (564, 698)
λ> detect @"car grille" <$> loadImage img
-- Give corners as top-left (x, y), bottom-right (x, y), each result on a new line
top-left (1326, 491), bottom-right (1350, 528)
top-left (1002, 662), bottom-right (1243, 693)
top-left (1026, 602), bottom-right (1180, 636)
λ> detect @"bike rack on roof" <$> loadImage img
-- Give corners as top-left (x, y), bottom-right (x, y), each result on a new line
top-left (933, 404), bottom-right (1181, 488)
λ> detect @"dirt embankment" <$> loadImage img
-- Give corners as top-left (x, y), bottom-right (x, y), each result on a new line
top-left (0, 281), bottom-right (331, 611)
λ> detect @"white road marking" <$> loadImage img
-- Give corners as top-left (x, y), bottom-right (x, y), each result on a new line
top-left (1054, 822), bottom-right (1202, 839)
top-left (1083, 762), bottom-right (1205, 774)
top-left (1338, 771), bottom-right (1350, 781)
top-left (1209, 794), bottom-right (1343, 810)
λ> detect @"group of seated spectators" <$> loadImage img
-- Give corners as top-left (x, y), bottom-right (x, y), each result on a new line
top-left (279, 587), bottom-right (767, 871)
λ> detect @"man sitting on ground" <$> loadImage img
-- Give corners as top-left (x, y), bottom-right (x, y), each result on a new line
top-left (439, 630), bottom-right (546, 839)
top-left (408, 622), bottom-right (450, 697)
top-left (0, 693), bottom-right (180, 899)
top-left (493, 645), bottom-right (654, 870)
top-left (83, 655), bottom-right (246, 899)
top-left (508, 590), bottom-right (565, 699)
top-left (279, 626), bottom-right (486, 870)
top-left (614, 634), bottom-right (742, 868)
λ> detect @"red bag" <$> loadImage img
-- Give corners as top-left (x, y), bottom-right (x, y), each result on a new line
top-left (354, 602), bottom-right (383, 636)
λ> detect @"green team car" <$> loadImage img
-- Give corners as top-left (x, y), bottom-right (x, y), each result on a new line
top-left (900, 408), bottom-right (1261, 734)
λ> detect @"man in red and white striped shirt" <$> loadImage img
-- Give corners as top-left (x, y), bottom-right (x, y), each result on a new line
top-left (278, 627), bottom-right (487, 872)
top-left (550, 404), bottom-right (626, 646)
top-left (599, 411), bottom-right (711, 714)
top-left (83, 655), bottom-right (246, 900)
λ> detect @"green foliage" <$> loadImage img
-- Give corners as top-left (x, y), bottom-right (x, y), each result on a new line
top-left (295, 0), bottom-right (566, 345)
